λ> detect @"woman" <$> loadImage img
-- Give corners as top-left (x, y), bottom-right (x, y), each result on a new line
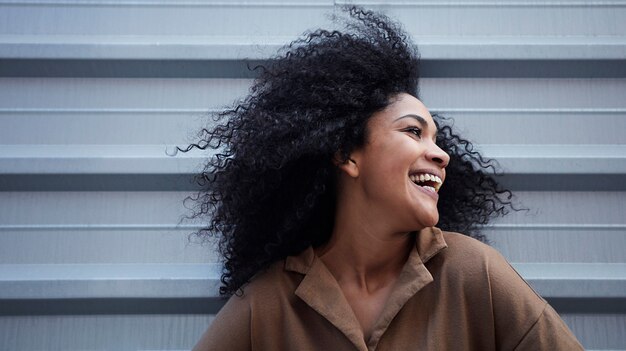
top-left (186, 7), bottom-right (583, 350)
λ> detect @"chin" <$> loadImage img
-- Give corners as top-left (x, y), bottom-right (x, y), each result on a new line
top-left (420, 212), bottom-right (440, 228)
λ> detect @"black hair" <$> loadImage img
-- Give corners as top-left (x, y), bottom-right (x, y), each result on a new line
top-left (179, 6), bottom-right (515, 296)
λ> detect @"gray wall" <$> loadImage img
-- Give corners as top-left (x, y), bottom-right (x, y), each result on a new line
top-left (1, 1), bottom-right (625, 350)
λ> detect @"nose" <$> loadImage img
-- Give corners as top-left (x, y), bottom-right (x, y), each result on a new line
top-left (427, 141), bottom-right (450, 168)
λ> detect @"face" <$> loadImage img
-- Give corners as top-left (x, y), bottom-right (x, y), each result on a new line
top-left (346, 93), bottom-right (450, 231)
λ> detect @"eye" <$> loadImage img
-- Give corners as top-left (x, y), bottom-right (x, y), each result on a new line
top-left (405, 126), bottom-right (422, 139)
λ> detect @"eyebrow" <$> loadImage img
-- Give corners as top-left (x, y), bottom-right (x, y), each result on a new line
top-left (394, 114), bottom-right (427, 128)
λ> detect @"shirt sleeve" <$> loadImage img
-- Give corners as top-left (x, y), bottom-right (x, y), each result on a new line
top-left (484, 246), bottom-right (584, 350)
top-left (192, 296), bottom-right (252, 351)
top-left (513, 303), bottom-right (584, 351)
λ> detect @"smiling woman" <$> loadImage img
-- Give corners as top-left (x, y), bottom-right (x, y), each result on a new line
top-left (337, 94), bottom-right (450, 233)
top-left (182, 6), bottom-right (583, 351)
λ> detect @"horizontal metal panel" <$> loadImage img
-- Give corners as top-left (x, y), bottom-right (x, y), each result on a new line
top-left (4, 164), bottom-right (626, 191)
top-left (0, 174), bottom-right (200, 191)
top-left (2, 0), bottom-right (624, 5)
top-left (1, 144), bottom-right (624, 190)
top-left (0, 191), bottom-right (623, 265)
top-left (0, 145), bottom-right (204, 174)
top-left (0, 263), bottom-right (221, 299)
top-left (0, 0), bottom-right (332, 7)
top-left (0, 313), bottom-right (622, 350)
top-left (2, 36), bottom-right (625, 60)
top-left (0, 225), bottom-right (623, 264)
top-left (0, 297), bottom-right (226, 316)
top-left (1, 144), bottom-right (624, 174)
top-left (492, 191), bottom-right (626, 225)
top-left (2, 78), bottom-right (623, 110)
top-left (0, 262), bottom-right (623, 300)
top-left (515, 263), bottom-right (626, 298)
top-left (1, 2), bottom-right (624, 78)
top-left (0, 4), bottom-right (335, 36)
top-left (562, 314), bottom-right (626, 350)
top-left (0, 108), bottom-right (209, 145)
top-left (480, 144), bottom-right (626, 174)
top-left (0, 78), bottom-right (251, 110)
top-left (485, 225), bottom-right (626, 263)
top-left (2, 108), bottom-right (625, 145)
top-left (2, 0), bottom-right (626, 6)
top-left (433, 108), bottom-right (626, 145)
top-left (0, 191), bottom-right (195, 225)
top-left (0, 1), bottom-right (623, 36)
top-left (3, 58), bottom-right (626, 78)
top-left (0, 263), bottom-right (624, 322)
top-left (416, 59), bottom-right (626, 79)
top-left (345, 0), bottom-right (626, 5)
top-left (0, 58), bottom-right (271, 78)
top-left (0, 227), bottom-right (214, 264)
top-left (0, 191), bottom-right (623, 226)
top-left (0, 314), bottom-right (213, 351)
top-left (0, 36), bottom-right (285, 60)
top-left (371, 3), bottom-right (626, 36)
top-left (0, 263), bottom-right (626, 302)
top-left (0, 145), bottom-right (205, 189)
top-left (421, 78), bottom-right (626, 109)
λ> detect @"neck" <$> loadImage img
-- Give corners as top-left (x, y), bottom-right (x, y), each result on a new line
top-left (315, 198), bottom-right (416, 293)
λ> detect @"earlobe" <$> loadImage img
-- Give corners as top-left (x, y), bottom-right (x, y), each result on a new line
top-left (333, 151), bottom-right (360, 178)
top-left (337, 158), bottom-right (359, 178)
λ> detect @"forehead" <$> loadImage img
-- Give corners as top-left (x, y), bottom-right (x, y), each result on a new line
top-left (369, 93), bottom-right (435, 128)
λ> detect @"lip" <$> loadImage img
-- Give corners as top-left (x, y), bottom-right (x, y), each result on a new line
top-left (410, 178), bottom-right (439, 201)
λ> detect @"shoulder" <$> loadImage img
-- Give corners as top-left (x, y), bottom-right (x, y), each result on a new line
top-left (435, 230), bottom-right (545, 303)
top-left (433, 232), bottom-right (546, 345)
top-left (437, 231), bottom-right (530, 283)
top-left (244, 260), bottom-right (293, 293)
top-left (434, 231), bottom-right (582, 350)
top-left (193, 259), bottom-right (300, 351)
top-left (221, 258), bottom-right (303, 314)
top-left (432, 231), bottom-right (524, 283)
top-left (440, 230), bottom-right (501, 262)
top-left (192, 292), bottom-right (252, 351)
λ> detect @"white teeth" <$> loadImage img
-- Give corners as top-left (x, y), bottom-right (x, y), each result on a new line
top-left (423, 186), bottom-right (436, 193)
top-left (410, 173), bottom-right (442, 184)
top-left (409, 173), bottom-right (443, 193)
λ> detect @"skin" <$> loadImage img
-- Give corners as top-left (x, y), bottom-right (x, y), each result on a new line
top-left (315, 93), bottom-right (450, 341)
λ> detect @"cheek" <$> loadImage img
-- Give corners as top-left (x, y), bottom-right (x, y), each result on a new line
top-left (370, 150), bottom-right (406, 179)
top-left (362, 160), bottom-right (411, 199)
top-left (358, 137), bottom-right (418, 191)
top-left (359, 164), bottom-right (398, 199)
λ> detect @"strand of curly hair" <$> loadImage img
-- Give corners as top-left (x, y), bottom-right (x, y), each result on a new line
top-left (178, 6), bottom-right (516, 296)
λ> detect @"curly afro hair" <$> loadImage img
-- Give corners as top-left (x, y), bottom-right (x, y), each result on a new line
top-left (180, 6), bottom-right (515, 296)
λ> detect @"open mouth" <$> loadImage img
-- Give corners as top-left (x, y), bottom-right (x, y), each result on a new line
top-left (409, 173), bottom-right (443, 193)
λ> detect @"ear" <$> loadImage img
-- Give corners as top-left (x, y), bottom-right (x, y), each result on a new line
top-left (333, 151), bottom-right (359, 178)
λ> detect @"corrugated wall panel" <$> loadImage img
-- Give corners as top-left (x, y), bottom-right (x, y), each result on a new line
top-left (0, 314), bottom-right (215, 351)
top-left (2, 78), bottom-right (624, 144)
top-left (1, 191), bottom-right (624, 261)
top-left (4, 313), bottom-right (625, 350)
top-left (1, 0), bottom-right (624, 349)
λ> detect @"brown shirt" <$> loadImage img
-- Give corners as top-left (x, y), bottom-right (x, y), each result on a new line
top-left (193, 227), bottom-right (584, 350)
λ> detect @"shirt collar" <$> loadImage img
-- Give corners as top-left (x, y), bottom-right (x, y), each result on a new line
top-left (284, 227), bottom-right (448, 351)
top-left (284, 226), bottom-right (448, 274)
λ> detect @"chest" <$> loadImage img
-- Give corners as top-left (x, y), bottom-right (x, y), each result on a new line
top-left (250, 288), bottom-right (497, 351)
top-left (342, 285), bottom-right (395, 342)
